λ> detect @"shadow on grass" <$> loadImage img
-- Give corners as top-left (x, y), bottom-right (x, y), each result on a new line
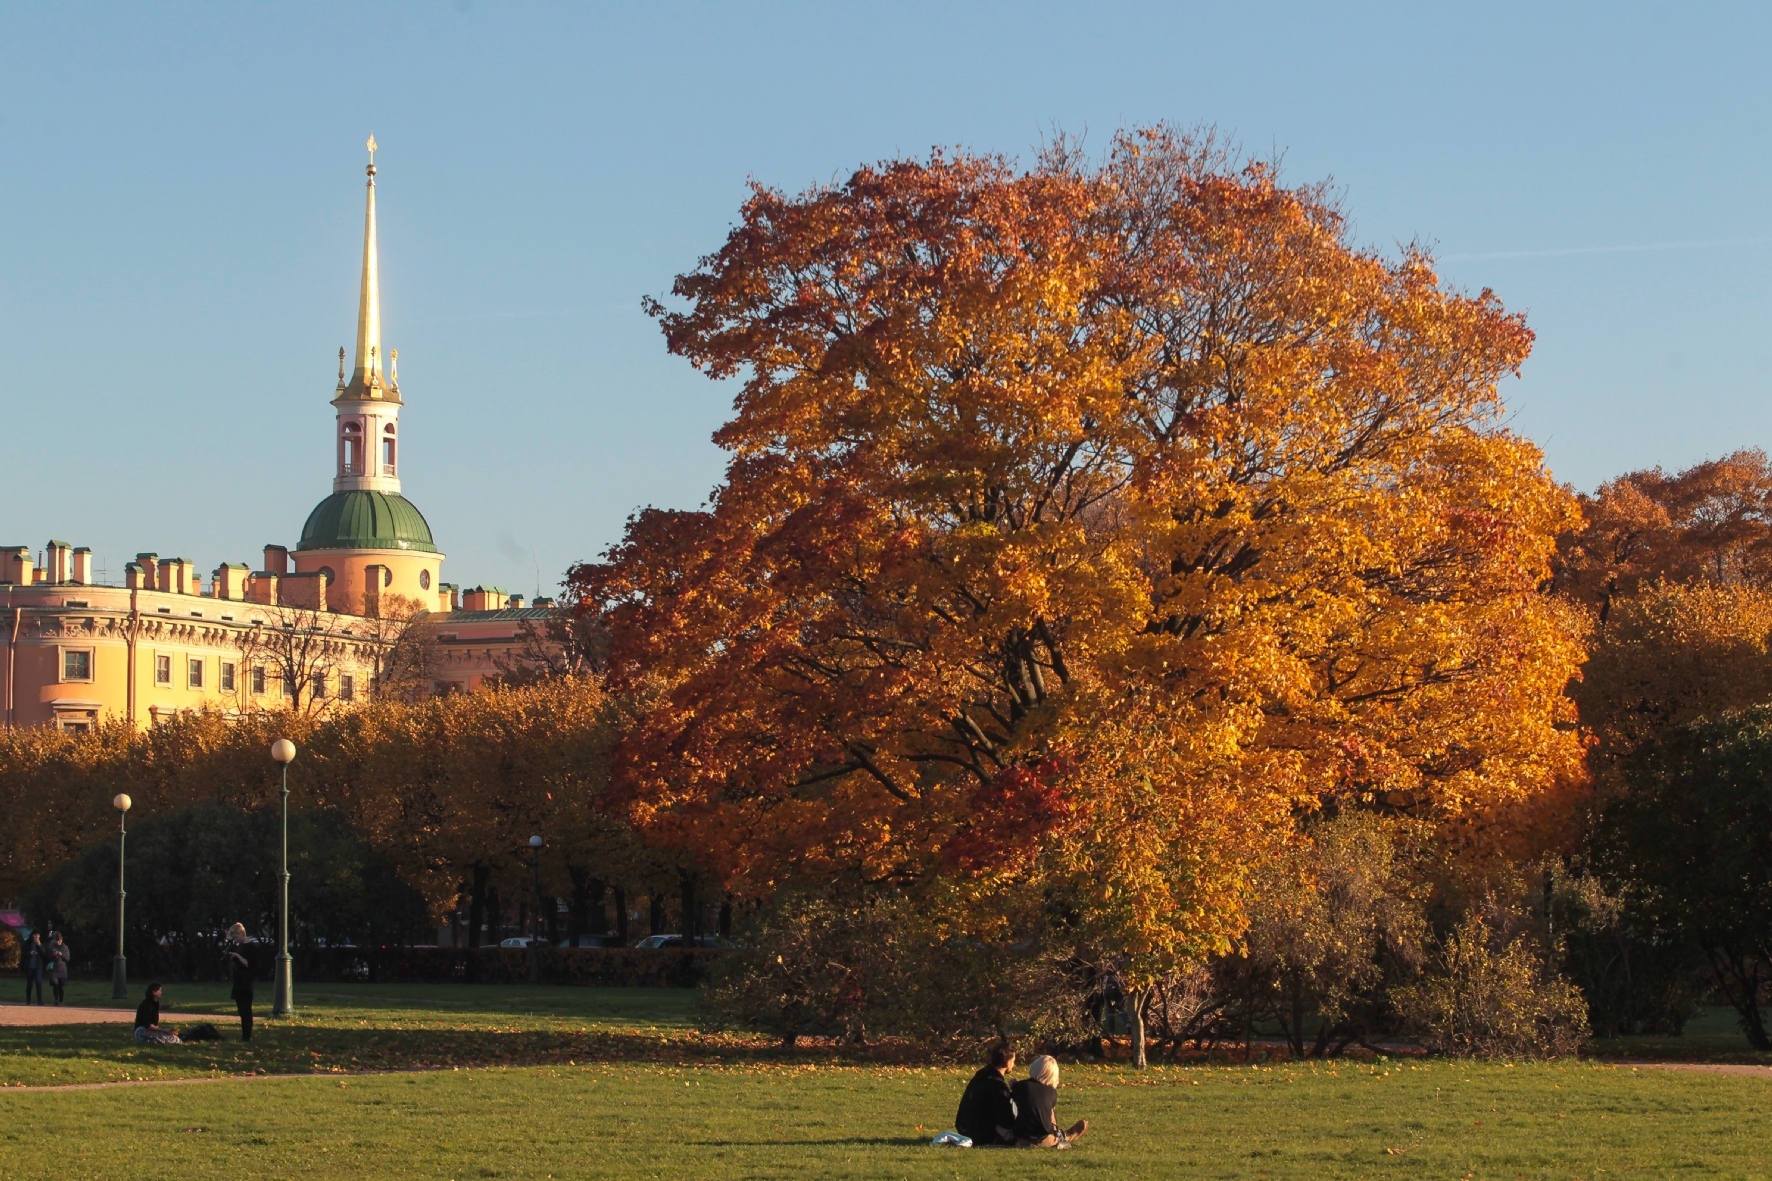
top-left (693, 1138), bottom-right (929, 1148)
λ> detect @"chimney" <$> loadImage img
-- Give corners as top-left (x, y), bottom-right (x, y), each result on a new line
top-left (508, 594), bottom-right (525, 609)
top-left (137, 553), bottom-right (160, 590)
top-left (46, 541), bottom-right (72, 583)
top-left (71, 548), bottom-right (92, 584)
top-left (263, 545), bottom-right (289, 576)
top-left (214, 563), bottom-right (250, 601)
top-left (247, 572), bottom-right (280, 606)
top-left (125, 562), bottom-right (146, 590)
top-left (0, 547), bottom-right (29, 585)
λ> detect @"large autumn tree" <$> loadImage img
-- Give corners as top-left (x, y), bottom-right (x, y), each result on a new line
top-left (571, 128), bottom-right (1584, 1035)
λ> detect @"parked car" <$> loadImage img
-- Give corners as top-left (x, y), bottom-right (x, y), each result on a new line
top-left (498, 936), bottom-right (549, 948)
top-left (632, 934), bottom-right (732, 949)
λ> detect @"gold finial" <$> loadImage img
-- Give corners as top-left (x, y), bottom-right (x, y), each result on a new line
top-left (337, 347), bottom-right (346, 383)
top-left (390, 348), bottom-right (399, 384)
top-left (366, 133), bottom-right (378, 178)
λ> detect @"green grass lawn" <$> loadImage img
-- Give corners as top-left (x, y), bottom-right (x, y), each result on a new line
top-left (0, 983), bottom-right (1768, 1179)
top-left (0, 1057), bottom-right (1767, 1179)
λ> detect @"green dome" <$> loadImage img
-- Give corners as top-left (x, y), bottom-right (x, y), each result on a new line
top-left (296, 491), bottom-right (438, 553)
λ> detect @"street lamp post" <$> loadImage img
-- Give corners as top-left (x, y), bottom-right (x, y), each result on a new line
top-left (527, 834), bottom-right (544, 985)
top-left (110, 793), bottom-right (131, 999)
top-left (270, 739), bottom-right (297, 1017)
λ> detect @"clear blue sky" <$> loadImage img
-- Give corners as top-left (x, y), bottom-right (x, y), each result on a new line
top-left (2, 3), bottom-right (1767, 594)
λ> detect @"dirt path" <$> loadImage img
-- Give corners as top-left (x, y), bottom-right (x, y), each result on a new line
top-left (1628, 1062), bottom-right (1772, 1078)
top-left (0, 1003), bottom-right (209, 1027)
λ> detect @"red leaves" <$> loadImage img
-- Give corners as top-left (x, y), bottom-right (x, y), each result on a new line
top-left (944, 759), bottom-right (1077, 876)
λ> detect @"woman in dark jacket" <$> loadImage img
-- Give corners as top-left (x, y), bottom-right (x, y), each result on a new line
top-left (1011, 1056), bottom-right (1088, 1148)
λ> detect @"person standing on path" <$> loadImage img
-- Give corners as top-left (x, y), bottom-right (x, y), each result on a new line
top-left (47, 932), bottom-right (70, 1005)
top-left (225, 923), bottom-right (256, 1042)
top-left (20, 932), bottom-right (44, 1005)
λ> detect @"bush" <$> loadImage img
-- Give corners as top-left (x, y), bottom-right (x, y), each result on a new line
top-left (1395, 914), bottom-right (1589, 1058)
top-left (697, 889), bottom-right (1088, 1049)
top-left (1551, 868), bottom-right (1703, 1038)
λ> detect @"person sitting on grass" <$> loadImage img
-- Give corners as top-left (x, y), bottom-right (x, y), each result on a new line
top-left (133, 983), bottom-right (181, 1045)
top-left (1011, 1055), bottom-right (1087, 1148)
top-left (954, 1042), bottom-right (1018, 1146)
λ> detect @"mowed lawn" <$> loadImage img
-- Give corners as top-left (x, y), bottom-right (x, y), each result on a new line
top-left (0, 984), bottom-right (1765, 1179)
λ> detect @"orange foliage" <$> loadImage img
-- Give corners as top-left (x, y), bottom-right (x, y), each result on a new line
top-left (570, 128), bottom-right (1585, 963)
top-left (1556, 448), bottom-right (1772, 621)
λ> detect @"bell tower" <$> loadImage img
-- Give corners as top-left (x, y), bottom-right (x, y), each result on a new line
top-left (333, 134), bottom-right (403, 495)
top-left (290, 137), bottom-right (446, 617)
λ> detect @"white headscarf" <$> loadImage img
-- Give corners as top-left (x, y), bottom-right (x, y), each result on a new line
top-left (1029, 1055), bottom-right (1059, 1087)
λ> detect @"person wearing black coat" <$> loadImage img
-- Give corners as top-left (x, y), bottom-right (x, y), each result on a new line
top-left (225, 923), bottom-right (256, 1042)
top-left (1011, 1055), bottom-right (1088, 1148)
top-left (953, 1043), bottom-right (1018, 1146)
top-left (20, 932), bottom-right (44, 1005)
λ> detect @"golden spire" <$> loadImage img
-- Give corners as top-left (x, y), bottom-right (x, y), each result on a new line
top-left (344, 135), bottom-right (391, 400)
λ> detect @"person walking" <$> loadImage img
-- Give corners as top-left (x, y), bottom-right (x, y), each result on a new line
top-left (47, 932), bottom-right (71, 1005)
top-left (20, 932), bottom-right (44, 1005)
top-left (224, 923), bottom-right (256, 1042)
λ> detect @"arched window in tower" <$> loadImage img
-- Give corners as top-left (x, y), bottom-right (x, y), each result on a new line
top-left (382, 424), bottom-right (397, 476)
top-left (341, 420), bottom-right (364, 476)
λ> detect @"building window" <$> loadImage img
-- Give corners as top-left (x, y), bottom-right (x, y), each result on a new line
top-left (420, 569), bottom-right (431, 590)
top-left (312, 670), bottom-right (327, 699)
top-left (154, 654), bottom-right (171, 685)
top-left (382, 424), bottom-right (397, 475)
top-left (252, 665), bottom-right (266, 695)
top-left (338, 674), bottom-right (355, 701)
top-left (58, 720), bottom-right (91, 734)
top-left (62, 649), bottom-right (93, 681)
top-left (220, 662), bottom-right (237, 692)
top-left (188, 658), bottom-right (203, 689)
top-left (283, 669), bottom-right (297, 698)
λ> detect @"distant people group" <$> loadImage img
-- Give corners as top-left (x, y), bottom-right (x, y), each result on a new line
top-left (18, 931), bottom-right (70, 1006)
top-left (953, 1043), bottom-right (1088, 1149)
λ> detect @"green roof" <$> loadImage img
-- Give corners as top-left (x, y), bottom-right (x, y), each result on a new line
top-left (296, 491), bottom-right (438, 553)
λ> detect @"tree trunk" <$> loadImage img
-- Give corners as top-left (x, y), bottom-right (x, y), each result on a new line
top-left (466, 864), bottom-right (489, 949)
top-left (1129, 987), bottom-right (1152, 1070)
top-left (649, 893), bottom-right (665, 936)
top-left (566, 867), bottom-right (587, 948)
top-left (1704, 942), bottom-right (1772, 1050)
top-left (681, 872), bottom-right (700, 943)
top-left (587, 878), bottom-right (608, 935)
top-left (545, 894), bottom-right (560, 946)
top-left (719, 898), bottom-right (733, 940)
top-left (614, 886), bottom-right (629, 944)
